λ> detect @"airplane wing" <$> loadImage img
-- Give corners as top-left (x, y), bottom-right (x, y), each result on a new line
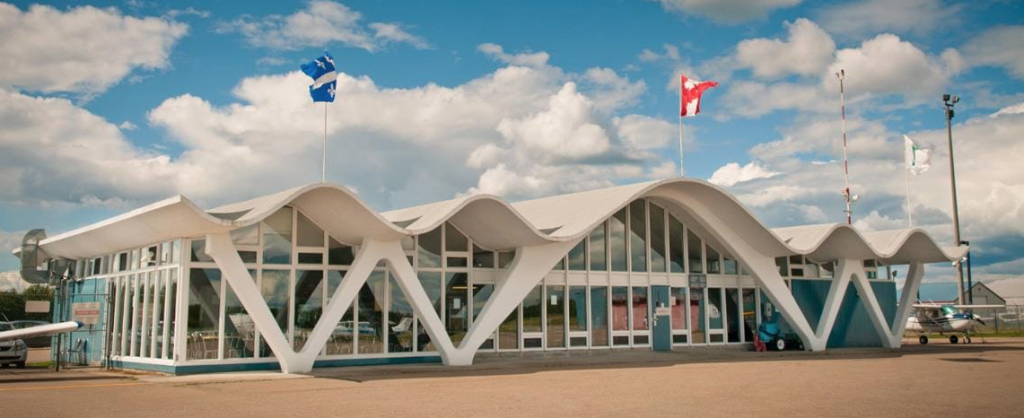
top-left (951, 304), bottom-right (1006, 309)
top-left (912, 304), bottom-right (944, 310)
top-left (0, 321), bottom-right (81, 342)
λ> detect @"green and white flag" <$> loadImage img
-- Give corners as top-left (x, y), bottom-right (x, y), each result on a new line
top-left (903, 135), bottom-right (931, 176)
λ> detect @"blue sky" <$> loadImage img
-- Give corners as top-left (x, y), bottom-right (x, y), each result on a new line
top-left (1, 0), bottom-right (1023, 299)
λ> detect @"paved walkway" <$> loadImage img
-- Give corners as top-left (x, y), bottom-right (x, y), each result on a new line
top-left (3, 338), bottom-right (1024, 418)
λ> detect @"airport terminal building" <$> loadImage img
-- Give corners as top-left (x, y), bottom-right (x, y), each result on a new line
top-left (18, 179), bottom-right (965, 374)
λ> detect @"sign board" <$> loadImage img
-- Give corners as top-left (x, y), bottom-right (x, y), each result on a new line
top-left (25, 300), bottom-right (50, 313)
top-left (72, 302), bottom-right (102, 325)
top-left (688, 274), bottom-right (707, 288)
top-left (655, 307), bottom-right (672, 317)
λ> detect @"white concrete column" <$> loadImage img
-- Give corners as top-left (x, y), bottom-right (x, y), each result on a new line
top-left (446, 240), bottom-right (579, 366)
top-left (384, 241), bottom-right (458, 364)
top-left (206, 232), bottom-right (301, 373)
top-left (815, 259), bottom-right (855, 343)
top-left (890, 262), bottom-right (924, 340)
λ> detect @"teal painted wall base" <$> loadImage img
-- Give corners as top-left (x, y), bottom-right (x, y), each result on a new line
top-left (789, 279), bottom-right (897, 348)
top-left (110, 355), bottom-right (443, 375)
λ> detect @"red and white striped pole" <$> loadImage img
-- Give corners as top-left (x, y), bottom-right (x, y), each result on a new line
top-left (837, 69), bottom-right (852, 225)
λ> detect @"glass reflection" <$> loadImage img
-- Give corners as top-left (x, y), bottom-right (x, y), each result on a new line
top-left (262, 208), bottom-right (292, 264)
top-left (418, 227), bottom-right (442, 268)
top-left (629, 200), bottom-right (647, 272)
top-left (357, 271), bottom-right (386, 354)
top-left (632, 286), bottom-right (649, 331)
top-left (260, 270), bottom-right (291, 357)
top-left (224, 269), bottom-right (256, 359)
top-left (187, 268), bottom-right (220, 360)
top-left (726, 288), bottom-right (740, 343)
top-left (388, 275), bottom-right (414, 353)
top-left (325, 270), bottom-right (354, 355)
top-left (688, 230), bottom-right (703, 273)
top-left (610, 209), bottom-right (627, 272)
top-left (650, 204), bottom-right (667, 273)
top-left (691, 286), bottom-right (706, 344)
top-left (590, 286), bottom-right (608, 346)
top-left (589, 224), bottom-right (607, 271)
top-left (416, 271), bottom-right (442, 351)
top-left (293, 270), bottom-right (324, 351)
top-left (546, 286), bottom-right (565, 348)
top-left (445, 272), bottom-right (469, 346)
top-left (568, 241), bottom-right (586, 271)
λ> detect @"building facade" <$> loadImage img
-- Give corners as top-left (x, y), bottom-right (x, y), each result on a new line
top-left (21, 179), bottom-right (966, 374)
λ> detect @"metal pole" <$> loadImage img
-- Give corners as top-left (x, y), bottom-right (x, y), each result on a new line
top-left (904, 162), bottom-right (913, 228)
top-left (322, 101), bottom-right (327, 183)
top-left (944, 96), bottom-right (965, 305)
top-left (838, 70), bottom-right (852, 225)
top-left (678, 75), bottom-right (685, 178)
top-left (964, 241), bottom-right (973, 305)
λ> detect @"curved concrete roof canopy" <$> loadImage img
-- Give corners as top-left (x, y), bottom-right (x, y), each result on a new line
top-left (14, 179), bottom-right (967, 265)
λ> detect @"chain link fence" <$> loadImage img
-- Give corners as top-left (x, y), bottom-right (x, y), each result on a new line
top-left (972, 305), bottom-right (1024, 334)
top-left (1, 286), bottom-right (56, 349)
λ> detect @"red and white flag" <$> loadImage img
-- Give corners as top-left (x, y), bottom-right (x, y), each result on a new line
top-left (680, 74), bottom-right (718, 117)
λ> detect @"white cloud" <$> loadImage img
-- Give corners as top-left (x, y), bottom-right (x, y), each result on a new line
top-left (826, 34), bottom-right (963, 101)
top-left (0, 271), bottom-right (30, 293)
top-left (708, 161), bottom-right (777, 187)
top-left (963, 26), bottom-right (1024, 80)
top-left (735, 18), bottom-right (835, 79)
top-left (118, 121), bottom-right (138, 131)
top-left (615, 115), bottom-right (675, 150)
top-left (0, 3), bottom-right (187, 95)
top-left (714, 103), bottom-right (1024, 259)
top-left (217, 0), bottom-right (426, 52)
top-left (0, 44), bottom-right (678, 211)
top-left (368, 22), bottom-right (429, 50)
top-left (580, 68), bottom-right (647, 113)
top-left (478, 43), bottom-right (550, 68)
top-left (496, 83), bottom-right (611, 162)
top-left (654, 0), bottom-right (802, 24)
top-left (818, 0), bottom-right (963, 37)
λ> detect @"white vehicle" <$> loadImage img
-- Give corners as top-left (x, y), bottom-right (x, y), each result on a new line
top-left (906, 304), bottom-right (1004, 344)
top-left (0, 322), bottom-right (28, 368)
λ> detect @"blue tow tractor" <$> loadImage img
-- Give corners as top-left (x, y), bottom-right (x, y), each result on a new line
top-left (755, 320), bottom-right (804, 351)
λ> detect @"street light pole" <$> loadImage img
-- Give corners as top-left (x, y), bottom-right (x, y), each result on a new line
top-left (943, 94), bottom-right (965, 305)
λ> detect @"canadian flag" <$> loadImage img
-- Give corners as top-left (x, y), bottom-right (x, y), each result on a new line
top-left (680, 74), bottom-right (718, 117)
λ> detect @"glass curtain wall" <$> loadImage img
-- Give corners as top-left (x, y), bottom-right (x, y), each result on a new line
top-left (589, 286), bottom-right (608, 347)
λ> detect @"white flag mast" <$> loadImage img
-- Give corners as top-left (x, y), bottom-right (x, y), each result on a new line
top-left (678, 74), bottom-right (684, 177)
top-left (837, 69), bottom-right (854, 225)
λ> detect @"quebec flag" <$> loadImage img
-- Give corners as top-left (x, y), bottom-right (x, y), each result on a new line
top-left (300, 51), bottom-right (337, 103)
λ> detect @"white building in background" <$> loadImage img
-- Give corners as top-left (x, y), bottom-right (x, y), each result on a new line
top-left (16, 179), bottom-right (966, 374)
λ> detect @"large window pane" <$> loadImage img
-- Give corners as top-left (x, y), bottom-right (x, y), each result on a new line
top-left (629, 200), bottom-right (647, 272)
top-left (632, 286), bottom-right (649, 331)
top-left (691, 287), bottom-right (705, 344)
top-left (726, 288), bottom-right (740, 343)
top-left (708, 288), bottom-right (724, 330)
top-left (472, 283), bottom-right (493, 323)
top-left (589, 224), bottom-right (607, 271)
top-left (296, 212), bottom-right (324, 247)
top-left (167, 270), bottom-right (178, 358)
top-left (568, 286), bottom-right (587, 332)
top-left (650, 204), bottom-right (667, 273)
top-left (706, 245), bottom-right (721, 274)
top-left (724, 256), bottom-right (738, 275)
top-left (262, 208), bottom-right (292, 264)
top-left (231, 224), bottom-right (259, 246)
top-left (671, 287), bottom-right (687, 330)
top-left (546, 286), bottom-right (565, 348)
top-left (416, 272), bottom-right (442, 351)
top-left (669, 216), bottom-right (684, 273)
top-left (187, 268), bottom-right (220, 360)
top-left (388, 275), bottom-right (414, 353)
top-left (293, 270), bottom-right (324, 351)
top-left (568, 240), bottom-right (586, 271)
top-left (224, 269), bottom-right (256, 359)
top-left (445, 223), bottom-right (468, 252)
top-left (590, 286), bottom-right (608, 347)
top-left (325, 270), bottom-right (354, 355)
top-left (611, 286), bottom-right (629, 331)
top-left (260, 270), bottom-right (291, 357)
top-left (610, 209), bottom-right (627, 272)
top-left (522, 286), bottom-right (543, 333)
top-left (688, 229), bottom-right (703, 273)
top-left (742, 288), bottom-right (756, 343)
top-left (357, 271), bottom-right (386, 354)
top-left (472, 245), bottom-right (494, 268)
top-left (498, 309), bottom-right (519, 350)
top-left (328, 238), bottom-right (355, 266)
top-left (418, 227), bottom-right (442, 268)
top-left (445, 272), bottom-right (469, 346)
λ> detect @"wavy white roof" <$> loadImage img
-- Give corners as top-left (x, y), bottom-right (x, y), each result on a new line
top-left (14, 179), bottom-right (966, 265)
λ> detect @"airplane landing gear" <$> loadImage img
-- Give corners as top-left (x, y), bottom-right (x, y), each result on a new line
top-left (919, 335), bottom-right (929, 344)
top-left (964, 334), bottom-right (972, 344)
top-left (949, 335), bottom-right (959, 344)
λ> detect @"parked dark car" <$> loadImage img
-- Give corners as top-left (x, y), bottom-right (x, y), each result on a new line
top-left (8, 320), bottom-right (53, 348)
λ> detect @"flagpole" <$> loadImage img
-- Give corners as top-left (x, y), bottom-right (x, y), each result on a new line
top-left (322, 101), bottom-right (327, 183)
top-left (837, 69), bottom-right (852, 225)
top-left (904, 163), bottom-right (913, 228)
top-left (678, 74), bottom-right (684, 177)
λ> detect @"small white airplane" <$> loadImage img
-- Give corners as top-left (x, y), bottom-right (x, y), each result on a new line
top-left (906, 304), bottom-right (1004, 344)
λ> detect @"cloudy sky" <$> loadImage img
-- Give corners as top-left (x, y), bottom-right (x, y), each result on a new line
top-left (1, 0), bottom-right (1022, 297)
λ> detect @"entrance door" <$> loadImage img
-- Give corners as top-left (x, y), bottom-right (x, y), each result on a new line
top-left (651, 285), bottom-right (672, 351)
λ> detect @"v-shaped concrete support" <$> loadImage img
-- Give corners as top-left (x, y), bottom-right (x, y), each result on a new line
top-left (814, 259), bottom-right (855, 344)
top-left (206, 233), bottom-right (460, 373)
top-left (851, 262), bottom-right (924, 348)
